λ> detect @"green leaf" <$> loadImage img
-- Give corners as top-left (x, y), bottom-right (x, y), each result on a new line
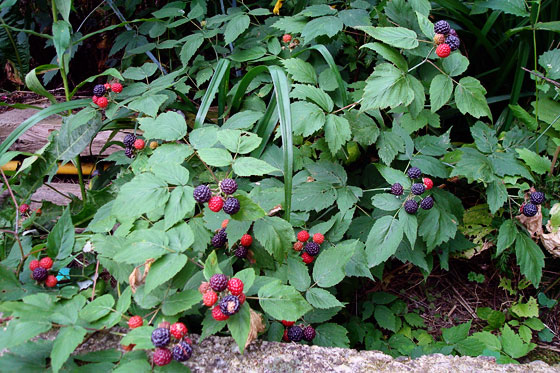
top-left (454, 77), bottom-right (491, 119)
top-left (78, 294), bottom-right (114, 322)
top-left (539, 48), bottom-right (560, 79)
top-left (180, 34), bottom-right (204, 66)
top-left (415, 11), bottom-right (434, 38)
top-left (399, 209), bottom-right (417, 247)
top-left (114, 230), bottom-right (169, 264)
top-left (418, 205), bottom-right (458, 252)
top-left (288, 256), bottom-right (311, 292)
top-left (52, 20), bottom-right (71, 62)
top-left (313, 244), bottom-right (354, 287)
top-left (471, 121), bottom-right (498, 153)
top-left (372, 194), bottom-right (402, 211)
top-left (430, 75), bottom-right (453, 112)
top-left (224, 14), bottom-right (250, 44)
top-left (511, 297), bottom-right (539, 318)
top-left (25, 65), bottom-right (58, 104)
top-left (128, 94), bottom-right (168, 118)
top-left (139, 111), bottom-right (188, 141)
top-left (478, 0), bottom-right (529, 17)
top-left (291, 84), bottom-right (333, 112)
top-left (366, 216), bottom-right (403, 267)
top-left (162, 290), bottom-right (202, 316)
top-left (258, 281), bottom-right (312, 321)
top-left (233, 157), bottom-right (279, 176)
top-left (301, 16), bottom-right (343, 40)
top-left (119, 326), bottom-right (155, 350)
top-left (233, 268), bottom-right (256, 292)
top-left (254, 217), bottom-right (293, 261)
top-left (361, 42), bottom-right (408, 71)
top-left (375, 164), bottom-right (411, 188)
top-left (203, 250), bottom-right (221, 280)
top-left (164, 186), bottom-right (195, 229)
top-left (226, 303), bottom-right (251, 353)
top-left (197, 148), bottom-right (233, 167)
top-left (46, 207), bottom-right (74, 259)
top-left (145, 254), bottom-right (188, 294)
top-left (219, 130), bottom-right (262, 154)
top-left (306, 288), bottom-right (344, 309)
top-left (362, 64), bottom-right (415, 111)
top-left (404, 313), bottom-right (425, 327)
top-left (487, 181), bottom-right (508, 214)
top-left (442, 321), bottom-right (471, 344)
top-left (113, 173), bottom-right (169, 221)
top-left (54, 112), bottom-right (103, 165)
top-left (516, 148), bottom-right (551, 175)
top-left (223, 110), bottom-right (263, 130)
top-left (515, 232), bottom-right (545, 286)
top-left (442, 53), bottom-right (469, 77)
top-left (282, 58), bottom-right (317, 84)
top-left (374, 305), bottom-right (398, 332)
top-left (324, 114), bottom-right (351, 155)
top-left (314, 323), bottom-right (349, 348)
top-left (497, 220), bottom-right (517, 256)
top-left (501, 324), bottom-right (531, 358)
top-left (50, 326), bottom-right (87, 373)
top-left (346, 111), bottom-right (379, 146)
top-left (0, 320), bottom-right (51, 350)
top-left (357, 26), bottom-right (419, 49)
top-left (338, 9), bottom-right (372, 27)
top-left (230, 193), bottom-right (266, 222)
top-left (377, 130), bottom-right (405, 165)
top-left (291, 101), bottom-right (325, 137)
top-left (123, 62), bottom-right (158, 80)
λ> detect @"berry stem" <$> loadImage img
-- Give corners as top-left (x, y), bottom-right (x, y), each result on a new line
top-left (425, 60), bottom-right (460, 85)
top-left (363, 188), bottom-right (390, 192)
top-left (408, 47), bottom-right (435, 73)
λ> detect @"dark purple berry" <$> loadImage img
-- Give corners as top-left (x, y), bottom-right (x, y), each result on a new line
top-left (211, 229), bottom-right (227, 248)
top-left (193, 185), bottom-right (212, 203)
top-left (411, 183), bottom-right (426, 195)
top-left (530, 192), bottom-right (545, 205)
top-left (434, 20), bottom-right (451, 35)
top-left (209, 273), bottom-right (228, 292)
top-left (171, 341), bottom-right (192, 362)
top-left (303, 326), bottom-right (316, 341)
top-left (124, 147), bottom-right (134, 158)
top-left (219, 294), bottom-right (240, 316)
top-left (407, 167), bottom-right (422, 179)
top-left (404, 200), bottom-right (419, 214)
top-left (32, 267), bottom-right (48, 282)
top-left (93, 84), bottom-right (106, 97)
top-left (445, 35), bottom-right (460, 51)
top-left (219, 178), bottom-right (238, 195)
top-left (234, 245), bottom-right (248, 258)
top-left (448, 29), bottom-right (458, 37)
top-left (523, 203), bottom-right (538, 217)
top-left (391, 183), bottom-right (404, 196)
top-left (287, 326), bottom-right (304, 342)
top-left (151, 327), bottom-right (171, 347)
top-left (420, 196), bottom-right (434, 210)
top-left (123, 134), bottom-right (136, 148)
top-left (223, 197), bottom-right (240, 215)
top-left (304, 242), bottom-right (320, 256)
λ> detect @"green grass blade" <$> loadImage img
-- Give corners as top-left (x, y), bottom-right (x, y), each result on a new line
top-left (251, 95), bottom-right (279, 159)
top-left (194, 59), bottom-right (231, 128)
top-left (0, 99), bottom-right (90, 156)
top-left (218, 66), bottom-right (230, 126)
top-left (25, 65), bottom-right (59, 104)
top-left (230, 66), bottom-right (268, 112)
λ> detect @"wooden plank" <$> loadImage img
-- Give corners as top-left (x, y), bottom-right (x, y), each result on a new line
top-left (1, 182), bottom-right (81, 210)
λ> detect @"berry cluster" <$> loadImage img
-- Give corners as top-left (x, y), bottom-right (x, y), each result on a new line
top-left (433, 20), bottom-right (461, 58)
top-left (150, 321), bottom-right (193, 366)
top-left (91, 82), bottom-right (123, 109)
top-left (29, 257), bottom-right (57, 287)
top-left (390, 168), bottom-right (435, 215)
top-left (200, 275), bottom-right (246, 321)
top-left (235, 230), bottom-right (253, 259)
top-left (281, 321), bottom-right (316, 343)
top-left (122, 133), bottom-right (145, 159)
top-left (18, 203), bottom-right (41, 217)
top-left (294, 231), bottom-right (324, 265)
top-left (521, 191), bottom-right (546, 217)
top-left (193, 178), bottom-right (240, 215)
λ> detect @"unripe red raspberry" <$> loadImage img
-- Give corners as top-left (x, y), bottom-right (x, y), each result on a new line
top-left (45, 275), bottom-right (58, 288)
top-left (104, 83), bottom-right (111, 91)
top-left (19, 204), bottom-right (30, 214)
top-left (212, 306), bottom-right (229, 321)
top-left (29, 260), bottom-right (40, 271)
top-left (39, 257), bottom-right (53, 269)
top-left (312, 233), bottom-right (324, 244)
top-left (237, 293), bottom-right (246, 304)
top-left (96, 96), bottom-right (108, 108)
top-left (128, 315), bottom-right (143, 329)
top-left (149, 141), bottom-right (158, 149)
top-left (203, 290), bottom-right (218, 306)
top-left (302, 252), bottom-right (314, 264)
top-left (282, 34), bottom-right (292, 43)
top-left (92, 96), bottom-right (99, 104)
top-left (227, 278), bottom-right (244, 296)
top-left (297, 230), bottom-right (309, 242)
top-left (436, 44), bottom-right (451, 58)
top-left (133, 139), bottom-right (145, 150)
top-left (423, 177), bottom-right (434, 190)
top-left (158, 321), bottom-right (171, 330)
top-left (199, 281), bottom-right (211, 294)
top-left (111, 82), bottom-right (123, 93)
top-left (208, 196), bottom-right (224, 212)
top-left (153, 347), bottom-right (172, 366)
top-left (170, 322), bottom-right (188, 339)
top-left (282, 320), bottom-right (295, 327)
top-left (293, 241), bottom-right (304, 252)
top-left (240, 234), bottom-right (252, 247)
top-left (283, 329), bottom-right (290, 341)
top-left (433, 33), bottom-right (445, 45)
top-left (221, 219), bottom-right (229, 228)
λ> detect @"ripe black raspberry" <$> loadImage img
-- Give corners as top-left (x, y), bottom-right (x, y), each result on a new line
top-left (303, 326), bottom-right (316, 341)
top-left (304, 242), bottom-right (320, 256)
top-left (123, 134), bottom-right (136, 147)
top-left (151, 327), bottom-right (171, 347)
top-left (434, 20), bottom-right (451, 35)
top-left (287, 326), bottom-right (304, 342)
top-left (411, 183), bottom-right (426, 195)
top-left (193, 185), bottom-right (212, 203)
top-left (209, 273), bottom-right (228, 292)
top-left (391, 183), bottom-right (404, 196)
top-left (223, 197), bottom-right (240, 215)
top-left (219, 178), bottom-right (238, 195)
top-left (93, 84), bottom-right (106, 97)
top-left (448, 29), bottom-right (458, 37)
top-left (211, 229), bottom-right (227, 248)
top-left (124, 147), bottom-right (134, 158)
top-left (420, 196), bottom-right (434, 210)
top-left (407, 167), bottom-right (422, 179)
top-left (234, 245), bottom-right (248, 258)
top-left (32, 267), bottom-right (48, 282)
top-left (530, 191), bottom-right (545, 205)
top-left (523, 203), bottom-right (538, 217)
top-left (445, 35), bottom-right (460, 51)
top-left (404, 200), bottom-right (419, 214)
top-left (219, 294), bottom-right (241, 316)
top-left (171, 341), bottom-right (192, 362)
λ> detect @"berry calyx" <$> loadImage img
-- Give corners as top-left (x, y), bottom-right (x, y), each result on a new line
top-left (133, 139), bottom-right (145, 150)
top-left (128, 315), bottom-right (143, 329)
top-left (282, 320), bottom-right (295, 327)
top-left (303, 326), bottom-right (316, 341)
top-left (407, 167), bottom-right (422, 179)
top-left (32, 267), bottom-right (48, 282)
top-left (434, 20), bottom-right (451, 35)
top-left (39, 257), bottom-right (53, 269)
top-left (219, 294), bottom-right (241, 316)
top-left (522, 202), bottom-right (538, 217)
top-left (19, 203), bottom-right (30, 214)
top-left (240, 234), bottom-right (252, 247)
top-left (411, 183), bottom-right (426, 195)
top-left (203, 290), bottom-right (218, 307)
top-left (420, 196), bottom-right (434, 210)
top-left (301, 252), bottom-right (314, 264)
top-left (219, 178), bottom-right (238, 195)
top-left (111, 82), bottom-right (123, 93)
top-left (312, 233), bottom-right (324, 244)
top-left (170, 322), bottom-right (188, 339)
top-left (223, 197), bottom-right (240, 215)
top-left (404, 200), bottom-right (419, 214)
top-left (293, 241), bottom-right (304, 252)
top-left (96, 96), bottom-right (108, 108)
top-left (530, 191), bottom-right (545, 205)
top-left (227, 278), bottom-right (244, 296)
top-left (172, 341), bottom-right (192, 362)
top-left (151, 328), bottom-right (171, 347)
top-left (391, 183), bottom-right (404, 196)
top-left (423, 177), bottom-right (434, 190)
top-left (287, 326), bottom-right (304, 342)
top-left (436, 44), bottom-right (451, 58)
top-left (208, 196), bottom-right (224, 212)
top-left (282, 34), bottom-right (292, 43)
top-left (29, 259), bottom-right (40, 271)
top-left (212, 305), bottom-right (229, 321)
top-left (193, 185), bottom-right (212, 203)
top-left (433, 33), bottom-right (445, 45)
top-left (153, 347), bottom-right (172, 366)
top-left (45, 275), bottom-right (58, 288)
top-left (209, 273), bottom-right (228, 292)
top-left (297, 230), bottom-right (310, 242)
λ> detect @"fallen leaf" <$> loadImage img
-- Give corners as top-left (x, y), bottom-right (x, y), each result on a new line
top-left (128, 258), bottom-right (155, 293)
top-left (245, 308), bottom-right (265, 348)
top-left (541, 222), bottom-right (560, 257)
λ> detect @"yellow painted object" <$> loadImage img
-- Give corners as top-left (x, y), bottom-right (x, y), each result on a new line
top-left (1, 161), bottom-right (96, 175)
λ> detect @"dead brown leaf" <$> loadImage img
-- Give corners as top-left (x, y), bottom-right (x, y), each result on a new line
top-left (245, 308), bottom-right (265, 348)
top-left (516, 204), bottom-right (543, 238)
top-left (5, 61), bottom-right (23, 85)
top-left (128, 258), bottom-right (155, 293)
top-left (541, 221), bottom-right (560, 257)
